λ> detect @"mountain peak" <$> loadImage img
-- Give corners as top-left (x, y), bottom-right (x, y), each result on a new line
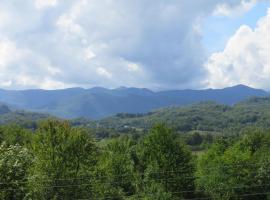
top-left (0, 85), bottom-right (267, 119)
top-left (228, 84), bottom-right (261, 91)
top-left (88, 87), bottom-right (110, 93)
top-left (115, 86), bottom-right (128, 90)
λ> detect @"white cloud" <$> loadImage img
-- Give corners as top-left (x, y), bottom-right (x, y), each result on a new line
top-left (127, 63), bottom-right (140, 72)
top-left (0, 0), bottom-right (252, 90)
top-left (83, 47), bottom-right (96, 61)
top-left (0, 1), bottom-right (41, 37)
top-left (206, 8), bottom-right (270, 89)
top-left (213, 0), bottom-right (257, 17)
top-left (56, 14), bottom-right (83, 37)
top-left (97, 67), bottom-right (112, 79)
top-left (0, 39), bottom-right (67, 89)
top-left (35, 0), bottom-right (58, 10)
top-left (0, 40), bottom-right (19, 66)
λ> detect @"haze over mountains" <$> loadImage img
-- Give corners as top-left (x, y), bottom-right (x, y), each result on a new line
top-left (0, 85), bottom-right (267, 119)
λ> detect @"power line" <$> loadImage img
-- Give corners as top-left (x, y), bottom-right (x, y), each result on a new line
top-left (0, 164), bottom-right (269, 188)
top-left (183, 191), bottom-right (270, 200)
top-left (78, 190), bottom-right (270, 200)
top-left (0, 160), bottom-right (269, 186)
top-left (1, 176), bottom-right (270, 195)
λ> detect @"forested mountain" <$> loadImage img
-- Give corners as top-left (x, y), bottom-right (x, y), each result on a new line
top-left (1, 91), bottom-right (270, 199)
top-left (2, 94), bottom-right (270, 138)
top-left (0, 85), bottom-right (267, 119)
top-left (1, 119), bottom-right (270, 199)
top-left (0, 104), bottom-right (51, 128)
top-left (90, 96), bottom-right (270, 135)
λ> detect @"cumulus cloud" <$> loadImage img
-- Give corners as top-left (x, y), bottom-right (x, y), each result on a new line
top-left (213, 0), bottom-right (257, 17)
top-left (0, 38), bottom-right (68, 89)
top-left (206, 8), bottom-right (270, 89)
top-left (35, 0), bottom-right (58, 10)
top-left (0, 0), bottom-right (254, 90)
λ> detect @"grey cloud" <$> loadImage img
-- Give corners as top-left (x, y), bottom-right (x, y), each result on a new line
top-left (0, 0), bottom-right (248, 90)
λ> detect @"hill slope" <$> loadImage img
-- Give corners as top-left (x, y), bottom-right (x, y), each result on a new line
top-left (92, 96), bottom-right (270, 133)
top-left (0, 104), bottom-right (51, 128)
top-left (0, 85), bottom-right (267, 119)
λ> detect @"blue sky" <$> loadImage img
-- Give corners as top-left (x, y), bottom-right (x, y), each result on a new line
top-left (203, 1), bottom-right (270, 53)
top-left (0, 0), bottom-right (270, 90)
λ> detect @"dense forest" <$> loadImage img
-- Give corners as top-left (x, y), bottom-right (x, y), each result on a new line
top-left (86, 97), bottom-right (270, 138)
top-left (1, 119), bottom-right (270, 199)
top-left (0, 104), bottom-right (52, 128)
top-left (1, 97), bottom-right (270, 199)
top-left (0, 85), bottom-right (266, 119)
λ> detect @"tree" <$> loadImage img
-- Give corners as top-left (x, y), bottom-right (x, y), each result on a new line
top-left (197, 129), bottom-right (270, 200)
top-left (137, 124), bottom-right (195, 199)
top-left (0, 125), bottom-right (33, 146)
top-left (28, 120), bottom-right (99, 200)
top-left (0, 143), bottom-right (33, 200)
top-left (94, 136), bottom-right (139, 199)
top-left (186, 132), bottom-right (203, 146)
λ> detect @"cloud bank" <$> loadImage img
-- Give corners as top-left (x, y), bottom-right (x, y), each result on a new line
top-left (206, 7), bottom-right (270, 90)
top-left (0, 0), bottom-right (260, 90)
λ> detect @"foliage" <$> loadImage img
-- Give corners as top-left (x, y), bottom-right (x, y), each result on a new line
top-left (197, 129), bottom-right (270, 199)
top-left (94, 136), bottom-right (139, 199)
top-left (0, 125), bottom-right (33, 146)
top-left (137, 124), bottom-right (196, 199)
top-left (28, 120), bottom-right (99, 200)
top-left (91, 98), bottom-right (270, 137)
top-left (1, 116), bottom-right (270, 199)
top-left (0, 110), bottom-right (51, 129)
top-left (0, 143), bottom-right (33, 200)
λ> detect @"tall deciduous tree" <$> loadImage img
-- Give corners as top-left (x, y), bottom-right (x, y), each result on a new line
top-left (197, 129), bottom-right (270, 200)
top-left (28, 120), bottom-right (98, 200)
top-left (137, 124), bottom-right (195, 199)
top-left (94, 136), bottom-right (139, 199)
top-left (0, 143), bottom-right (33, 200)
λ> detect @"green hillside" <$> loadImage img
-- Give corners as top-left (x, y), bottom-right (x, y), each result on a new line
top-left (90, 97), bottom-right (270, 135)
top-left (0, 105), bottom-right (52, 128)
top-left (2, 96), bottom-right (270, 137)
top-left (0, 85), bottom-right (267, 119)
top-left (1, 98), bottom-right (270, 199)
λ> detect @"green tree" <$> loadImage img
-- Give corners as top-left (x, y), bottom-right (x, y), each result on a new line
top-left (186, 132), bottom-right (203, 146)
top-left (28, 120), bottom-right (98, 200)
top-left (137, 124), bottom-right (195, 199)
top-left (197, 129), bottom-right (270, 200)
top-left (0, 125), bottom-right (32, 146)
top-left (0, 143), bottom-right (33, 200)
top-left (94, 136), bottom-right (139, 199)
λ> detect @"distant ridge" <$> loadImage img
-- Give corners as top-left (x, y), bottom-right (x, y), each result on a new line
top-left (0, 85), bottom-right (267, 119)
top-left (0, 104), bottom-right (51, 127)
top-left (0, 104), bottom-right (11, 115)
top-left (94, 96), bottom-right (270, 132)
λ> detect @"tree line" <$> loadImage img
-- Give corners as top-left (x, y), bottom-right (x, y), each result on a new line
top-left (0, 120), bottom-right (270, 199)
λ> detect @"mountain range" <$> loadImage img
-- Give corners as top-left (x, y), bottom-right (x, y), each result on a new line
top-left (0, 85), bottom-right (267, 119)
top-left (90, 96), bottom-right (270, 138)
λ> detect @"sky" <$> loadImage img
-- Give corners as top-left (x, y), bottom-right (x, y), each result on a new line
top-left (0, 0), bottom-right (270, 90)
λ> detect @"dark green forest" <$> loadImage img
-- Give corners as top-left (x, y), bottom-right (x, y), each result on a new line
top-left (1, 120), bottom-right (270, 199)
top-left (82, 97), bottom-right (270, 153)
top-left (2, 97), bottom-right (270, 199)
top-left (89, 97), bottom-right (270, 133)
